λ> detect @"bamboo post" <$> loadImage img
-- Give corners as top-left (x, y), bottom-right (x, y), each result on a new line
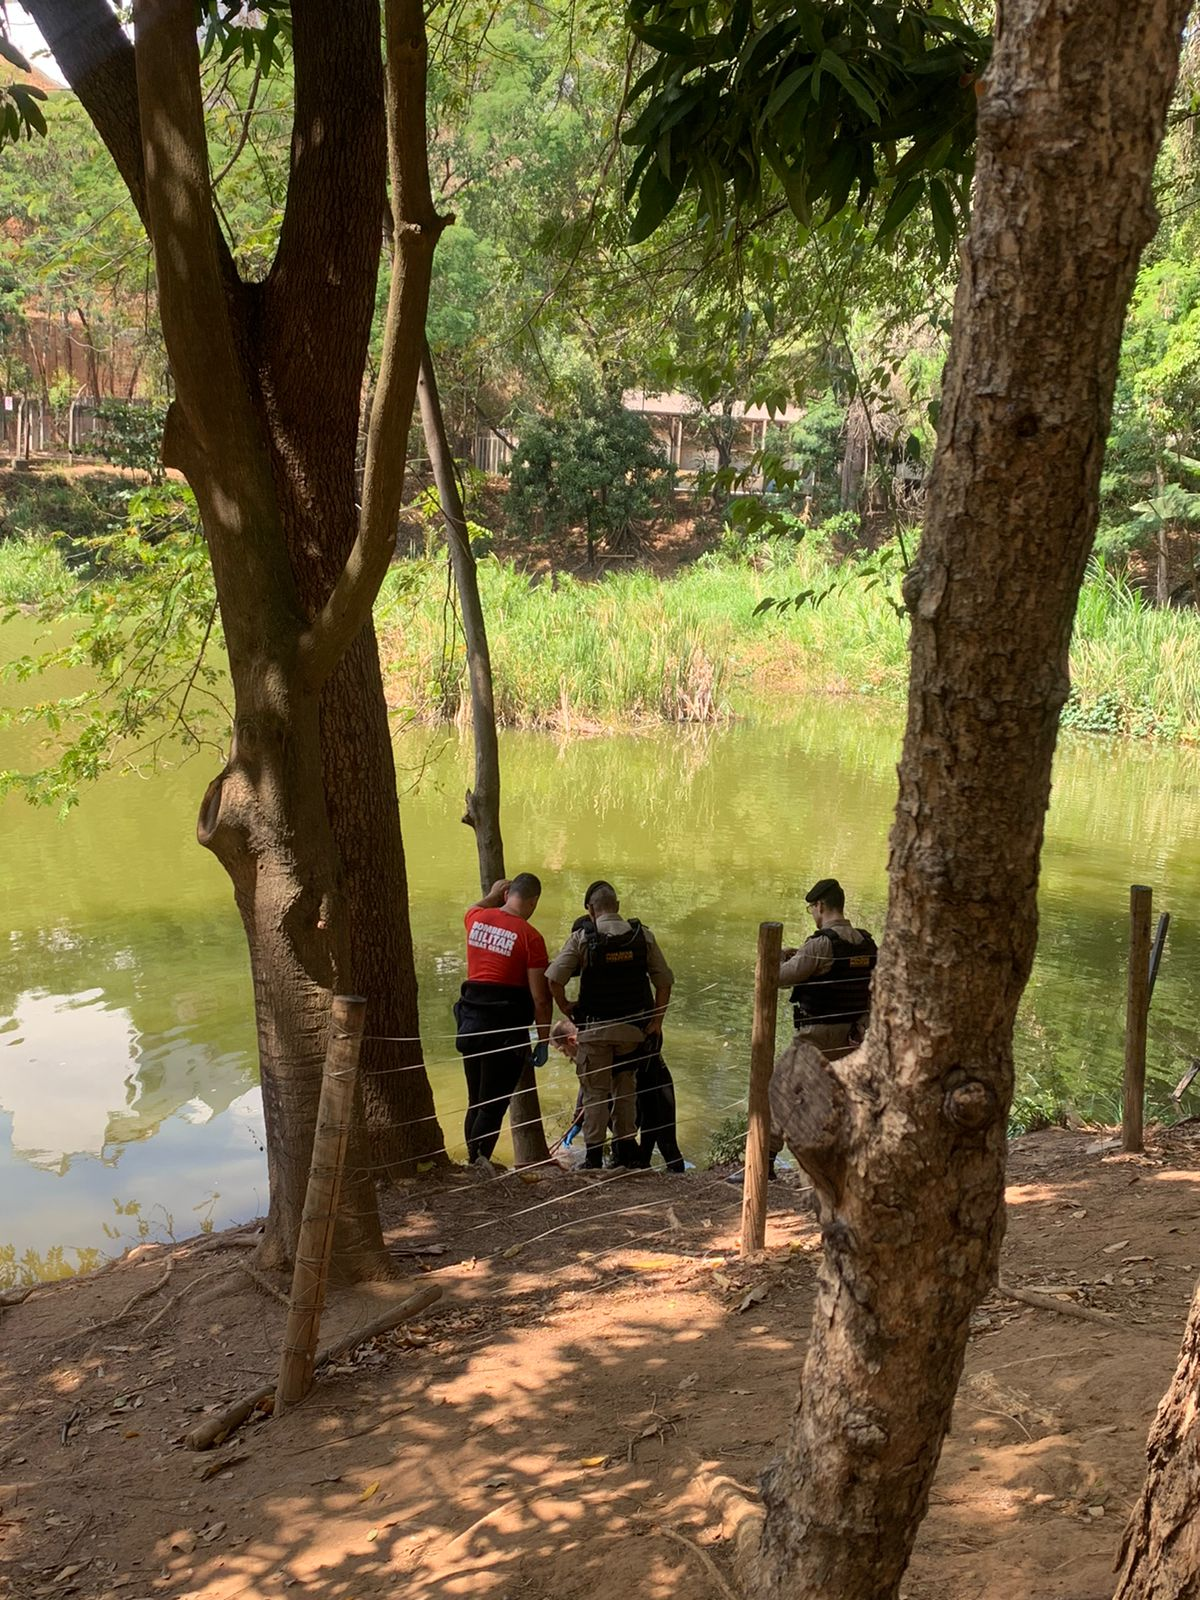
top-left (742, 921), bottom-right (783, 1258)
top-left (1122, 887), bottom-right (1153, 1154)
top-left (276, 994), bottom-right (366, 1413)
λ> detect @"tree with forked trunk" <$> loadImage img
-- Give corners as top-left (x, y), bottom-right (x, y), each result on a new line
top-left (757, 0), bottom-right (1190, 1594)
top-left (21, 0), bottom-right (450, 1275)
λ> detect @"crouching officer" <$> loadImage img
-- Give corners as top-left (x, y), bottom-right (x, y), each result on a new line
top-left (547, 880), bottom-right (673, 1171)
top-left (769, 876), bottom-right (877, 1172)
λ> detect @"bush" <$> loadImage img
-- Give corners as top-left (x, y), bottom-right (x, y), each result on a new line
top-left (706, 1110), bottom-right (749, 1166)
top-left (507, 387), bottom-right (671, 559)
top-left (0, 535), bottom-right (74, 607)
top-left (93, 400), bottom-right (169, 481)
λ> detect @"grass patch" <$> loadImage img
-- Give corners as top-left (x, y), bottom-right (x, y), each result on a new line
top-left (0, 536), bottom-right (75, 608)
top-left (376, 544), bottom-right (911, 729)
top-left (377, 545), bottom-right (1200, 739)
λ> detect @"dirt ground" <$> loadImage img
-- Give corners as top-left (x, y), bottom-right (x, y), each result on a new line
top-left (3, 1125), bottom-right (1199, 1600)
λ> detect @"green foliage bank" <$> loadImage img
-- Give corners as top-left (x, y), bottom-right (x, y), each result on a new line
top-left (376, 546), bottom-right (1200, 741)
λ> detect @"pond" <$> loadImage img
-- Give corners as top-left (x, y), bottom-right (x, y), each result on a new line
top-left (2, 615), bottom-right (1198, 1282)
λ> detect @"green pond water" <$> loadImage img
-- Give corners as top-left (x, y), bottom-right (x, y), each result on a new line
top-left (2, 615), bottom-right (1199, 1283)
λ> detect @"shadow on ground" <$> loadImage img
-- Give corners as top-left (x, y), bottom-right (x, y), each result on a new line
top-left (2, 1126), bottom-right (1199, 1600)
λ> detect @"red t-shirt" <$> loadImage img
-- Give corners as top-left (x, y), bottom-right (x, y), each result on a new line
top-left (464, 908), bottom-right (549, 988)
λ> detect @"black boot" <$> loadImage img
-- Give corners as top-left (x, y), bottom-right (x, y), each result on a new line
top-left (611, 1138), bottom-right (640, 1170)
top-left (583, 1145), bottom-right (605, 1170)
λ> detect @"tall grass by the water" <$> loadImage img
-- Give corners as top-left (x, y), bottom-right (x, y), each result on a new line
top-left (376, 547), bottom-right (912, 728)
top-left (1066, 560), bottom-right (1200, 739)
top-left (0, 537), bottom-right (74, 608)
top-left (376, 547), bottom-right (1200, 738)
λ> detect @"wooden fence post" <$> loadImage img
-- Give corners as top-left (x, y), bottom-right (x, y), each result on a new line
top-left (276, 994), bottom-right (367, 1413)
top-left (742, 921), bottom-right (783, 1258)
top-left (1123, 886), bottom-right (1153, 1154)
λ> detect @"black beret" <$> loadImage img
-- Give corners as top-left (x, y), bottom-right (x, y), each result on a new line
top-left (805, 877), bottom-right (841, 905)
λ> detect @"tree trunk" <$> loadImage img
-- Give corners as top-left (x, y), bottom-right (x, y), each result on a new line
top-left (417, 341), bottom-right (504, 888)
top-left (1156, 459), bottom-right (1171, 605)
top-left (318, 625), bottom-right (445, 1174)
top-left (1157, 527), bottom-right (1171, 606)
top-left (416, 342), bottom-right (550, 1167)
top-left (1115, 1277), bottom-right (1200, 1598)
top-left (187, 469), bottom-right (388, 1277)
top-left (31, 0), bottom-right (449, 1270)
top-left (756, 4), bottom-right (1189, 1598)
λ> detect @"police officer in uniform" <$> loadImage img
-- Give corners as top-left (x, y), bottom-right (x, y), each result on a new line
top-left (769, 875), bottom-right (877, 1171)
top-left (547, 881), bottom-right (673, 1171)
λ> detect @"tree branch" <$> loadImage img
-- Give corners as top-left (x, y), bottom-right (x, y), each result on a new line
top-left (298, 0), bottom-right (446, 686)
top-left (24, 0), bottom-right (147, 224)
top-left (129, 0), bottom-right (258, 463)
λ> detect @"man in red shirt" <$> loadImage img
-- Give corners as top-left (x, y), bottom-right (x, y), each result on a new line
top-left (454, 873), bottom-right (552, 1170)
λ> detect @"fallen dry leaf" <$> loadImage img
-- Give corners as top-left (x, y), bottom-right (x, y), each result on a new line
top-left (579, 1455), bottom-right (608, 1468)
top-left (738, 1285), bottom-right (768, 1313)
top-left (359, 1482), bottom-right (381, 1502)
top-left (1103, 1240), bottom-right (1131, 1254)
top-left (500, 1243), bottom-right (523, 1260)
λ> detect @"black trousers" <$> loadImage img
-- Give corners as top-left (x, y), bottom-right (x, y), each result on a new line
top-left (636, 1054), bottom-right (685, 1172)
top-left (607, 1040), bottom-right (685, 1172)
top-left (454, 982), bottom-right (532, 1163)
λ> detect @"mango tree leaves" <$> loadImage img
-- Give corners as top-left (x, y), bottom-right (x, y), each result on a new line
top-left (200, 2), bottom-right (292, 74)
top-left (0, 33), bottom-right (48, 147)
top-left (622, 0), bottom-right (989, 260)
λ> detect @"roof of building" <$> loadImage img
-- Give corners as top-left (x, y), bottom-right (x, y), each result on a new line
top-left (0, 54), bottom-right (63, 95)
top-left (622, 389), bottom-right (804, 424)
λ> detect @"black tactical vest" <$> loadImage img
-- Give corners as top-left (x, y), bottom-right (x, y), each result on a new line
top-left (791, 927), bottom-right (878, 1028)
top-left (577, 920), bottom-right (654, 1027)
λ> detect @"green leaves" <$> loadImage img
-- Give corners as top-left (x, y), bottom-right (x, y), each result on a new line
top-left (753, 541), bottom-right (905, 618)
top-left (200, 1), bottom-right (292, 74)
top-left (0, 485), bottom-right (225, 812)
top-left (0, 32), bottom-right (49, 149)
top-left (622, 0), bottom-right (988, 247)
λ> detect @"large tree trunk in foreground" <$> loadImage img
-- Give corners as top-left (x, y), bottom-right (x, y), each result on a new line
top-left (1115, 1277), bottom-right (1200, 1598)
top-left (757, 3), bottom-right (1189, 1597)
top-left (32, 0), bottom-right (448, 1272)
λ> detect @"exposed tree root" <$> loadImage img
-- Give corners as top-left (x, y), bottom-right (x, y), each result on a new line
top-left (49, 1260), bottom-right (176, 1351)
top-left (654, 1525), bottom-right (743, 1600)
top-left (997, 1281), bottom-right (1118, 1325)
top-left (140, 1267), bottom-right (228, 1335)
top-left (236, 1260), bottom-right (290, 1305)
top-left (185, 1283), bottom-right (443, 1450)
